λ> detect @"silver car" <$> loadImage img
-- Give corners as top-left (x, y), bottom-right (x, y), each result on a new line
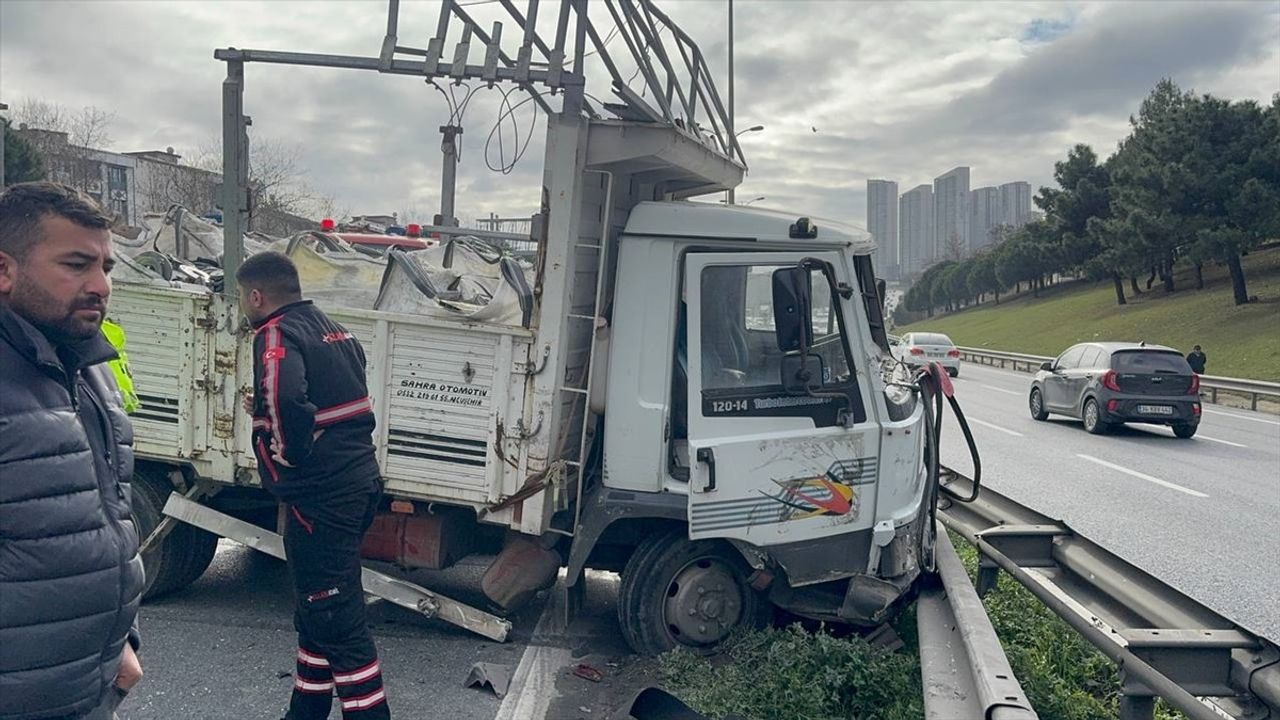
top-left (897, 332), bottom-right (961, 377)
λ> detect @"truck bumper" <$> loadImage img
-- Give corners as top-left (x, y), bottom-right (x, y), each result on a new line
top-left (761, 516), bottom-right (925, 626)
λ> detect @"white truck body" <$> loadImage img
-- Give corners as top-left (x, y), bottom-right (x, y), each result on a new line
top-left (113, 0), bottom-right (934, 652)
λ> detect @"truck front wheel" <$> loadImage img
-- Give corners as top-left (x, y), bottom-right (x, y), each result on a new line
top-left (617, 531), bottom-right (768, 655)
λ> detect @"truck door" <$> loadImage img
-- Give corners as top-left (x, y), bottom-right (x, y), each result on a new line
top-left (684, 252), bottom-right (880, 544)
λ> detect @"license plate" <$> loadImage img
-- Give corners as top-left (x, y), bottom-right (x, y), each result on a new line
top-left (1137, 405), bottom-right (1174, 415)
top-left (928, 352), bottom-right (942, 358)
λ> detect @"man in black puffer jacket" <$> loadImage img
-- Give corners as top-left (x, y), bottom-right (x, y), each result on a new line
top-left (0, 182), bottom-right (145, 719)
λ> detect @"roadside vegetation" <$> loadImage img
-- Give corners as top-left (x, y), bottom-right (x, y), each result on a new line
top-left (657, 535), bottom-right (1189, 720)
top-left (897, 244), bottom-right (1280, 380)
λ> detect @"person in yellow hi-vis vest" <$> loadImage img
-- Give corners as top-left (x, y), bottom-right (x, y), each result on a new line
top-left (101, 320), bottom-right (140, 414)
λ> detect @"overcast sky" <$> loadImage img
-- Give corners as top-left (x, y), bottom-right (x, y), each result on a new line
top-left (2, 0), bottom-right (1277, 229)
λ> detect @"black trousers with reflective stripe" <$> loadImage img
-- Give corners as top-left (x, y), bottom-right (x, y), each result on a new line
top-left (283, 489), bottom-right (390, 719)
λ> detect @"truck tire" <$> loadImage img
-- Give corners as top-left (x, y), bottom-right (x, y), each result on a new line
top-left (617, 531), bottom-right (768, 655)
top-left (171, 524), bottom-right (218, 590)
top-left (131, 471), bottom-right (217, 599)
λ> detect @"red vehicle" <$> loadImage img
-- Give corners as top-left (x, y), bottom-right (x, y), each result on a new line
top-left (319, 218), bottom-right (436, 253)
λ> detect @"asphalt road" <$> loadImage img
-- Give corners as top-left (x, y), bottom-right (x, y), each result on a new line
top-left (122, 547), bottom-right (551, 719)
top-left (941, 361), bottom-right (1280, 640)
top-left (122, 545), bottom-right (640, 720)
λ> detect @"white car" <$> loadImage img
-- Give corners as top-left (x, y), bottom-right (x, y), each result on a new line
top-left (897, 332), bottom-right (962, 377)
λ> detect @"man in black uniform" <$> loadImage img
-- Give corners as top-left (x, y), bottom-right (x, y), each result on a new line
top-left (236, 252), bottom-right (390, 719)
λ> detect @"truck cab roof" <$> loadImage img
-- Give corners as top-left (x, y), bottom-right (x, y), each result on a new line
top-left (623, 201), bottom-right (876, 254)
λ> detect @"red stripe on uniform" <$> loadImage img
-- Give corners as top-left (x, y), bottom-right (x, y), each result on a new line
top-left (294, 677), bottom-right (334, 694)
top-left (333, 659), bottom-right (381, 685)
top-left (314, 397), bottom-right (373, 426)
top-left (261, 320), bottom-right (286, 456)
top-left (297, 648), bottom-right (330, 668)
top-left (340, 688), bottom-right (387, 711)
top-left (256, 437), bottom-right (280, 484)
top-left (291, 506), bottom-right (315, 535)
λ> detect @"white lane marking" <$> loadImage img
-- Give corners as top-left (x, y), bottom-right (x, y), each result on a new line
top-left (1135, 425), bottom-right (1250, 449)
top-left (980, 384), bottom-right (1021, 396)
top-left (495, 600), bottom-right (570, 720)
top-left (1202, 408), bottom-right (1280, 427)
top-left (968, 417), bottom-right (1025, 437)
top-left (1193, 434), bottom-right (1248, 448)
top-left (1076, 454), bottom-right (1208, 498)
top-left (494, 644), bottom-right (570, 720)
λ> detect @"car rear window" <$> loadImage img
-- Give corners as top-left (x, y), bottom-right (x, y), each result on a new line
top-left (1111, 351), bottom-right (1191, 374)
top-left (913, 333), bottom-right (953, 346)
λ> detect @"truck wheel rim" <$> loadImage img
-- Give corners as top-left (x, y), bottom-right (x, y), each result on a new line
top-left (664, 558), bottom-right (743, 646)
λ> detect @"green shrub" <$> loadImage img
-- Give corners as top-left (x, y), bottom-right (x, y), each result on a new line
top-left (659, 624), bottom-right (922, 720)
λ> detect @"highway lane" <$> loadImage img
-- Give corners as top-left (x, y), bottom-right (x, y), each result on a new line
top-left (939, 361), bottom-right (1280, 640)
top-left (124, 548), bottom-right (638, 719)
top-left (124, 545), bottom-right (548, 719)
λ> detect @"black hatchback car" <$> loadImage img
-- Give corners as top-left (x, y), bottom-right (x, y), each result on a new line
top-left (1029, 342), bottom-right (1202, 437)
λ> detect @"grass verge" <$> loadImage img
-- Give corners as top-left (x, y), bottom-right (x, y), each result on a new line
top-left (657, 536), bottom-right (1189, 720)
top-left (897, 246), bottom-right (1280, 381)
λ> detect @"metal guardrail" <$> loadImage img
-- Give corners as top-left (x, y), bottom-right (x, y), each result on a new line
top-left (938, 471), bottom-right (1280, 720)
top-left (918, 526), bottom-right (1037, 719)
top-left (957, 346), bottom-right (1280, 412)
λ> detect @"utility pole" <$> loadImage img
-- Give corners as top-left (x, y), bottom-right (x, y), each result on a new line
top-left (726, 0), bottom-right (735, 205)
top-left (439, 124), bottom-right (462, 227)
top-left (0, 101), bottom-right (8, 187)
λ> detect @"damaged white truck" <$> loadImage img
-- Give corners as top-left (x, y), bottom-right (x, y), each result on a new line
top-left (115, 0), bottom-right (935, 655)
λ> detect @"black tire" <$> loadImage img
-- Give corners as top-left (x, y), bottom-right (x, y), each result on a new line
top-left (947, 367), bottom-right (959, 378)
top-left (1029, 388), bottom-right (1049, 421)
top-left (1082, 398), bottom-right (1109, 435)
top-left (617, 531), bottom-right (769, 655)
top-left (172, 525), bottom-right (218, 590)
top-left (131, 471), bottom-right (183, 599)
top-left (131, 471), bottom-right (217, 599)
top-left (1172, 423), bottom-right (1198, 439)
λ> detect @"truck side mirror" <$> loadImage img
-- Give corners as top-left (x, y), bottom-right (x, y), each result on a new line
top-left (772, 266), bottom-right (813, 353)
top-left (781, 353), bottom-right (825, 394)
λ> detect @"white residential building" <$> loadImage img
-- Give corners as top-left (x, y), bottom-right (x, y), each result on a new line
top-left (866, 179), bottom-right (899, 280)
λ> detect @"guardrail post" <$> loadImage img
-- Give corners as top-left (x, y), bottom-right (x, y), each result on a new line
top-left (1252, 392), bottom-right (1258, 411)
top-left (1118, 694), bottom-right (1155, 720)
top-left (975, 556), bottom-right (999, 597)
top-left (1118, 672), bottom-right (1156, 720)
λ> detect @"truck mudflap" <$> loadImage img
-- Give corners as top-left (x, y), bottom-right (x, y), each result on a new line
top-left (161, 494), bottom-right (512, 642)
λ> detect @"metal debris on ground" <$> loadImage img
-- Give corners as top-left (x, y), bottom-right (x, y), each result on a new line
top-left (463, 662), bottom-right (513, 699)
top-left (571, 663), bottom-right (604, 682)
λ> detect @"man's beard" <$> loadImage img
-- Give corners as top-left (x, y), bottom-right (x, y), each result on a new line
top-left (7, 275), bottom-right (107, 344)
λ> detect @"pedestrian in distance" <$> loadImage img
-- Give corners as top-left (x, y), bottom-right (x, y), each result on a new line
top-left (236, 251), bottom-right (391, 719)
top-left (0, 182), bottom-right (144, 720)
top-left (1186, 344), bottom-right (1207, 374)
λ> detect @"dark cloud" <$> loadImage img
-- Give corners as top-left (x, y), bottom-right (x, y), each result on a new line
top-left (925, 1), bottom-right (1276, 137)
top-left (2, 0), bottom-right (1277, 229)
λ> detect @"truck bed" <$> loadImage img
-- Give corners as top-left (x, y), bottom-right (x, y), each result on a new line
top-left (110, 281), bottom-right (543, 530)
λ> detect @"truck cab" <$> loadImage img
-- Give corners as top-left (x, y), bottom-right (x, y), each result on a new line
top-left (568, 202), bottom-right (929, 653)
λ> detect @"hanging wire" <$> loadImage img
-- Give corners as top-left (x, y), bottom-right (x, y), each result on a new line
top-left (483, 86), bottom-right (550, 174)
top-left (581, 24), bottom-right (620, 61)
